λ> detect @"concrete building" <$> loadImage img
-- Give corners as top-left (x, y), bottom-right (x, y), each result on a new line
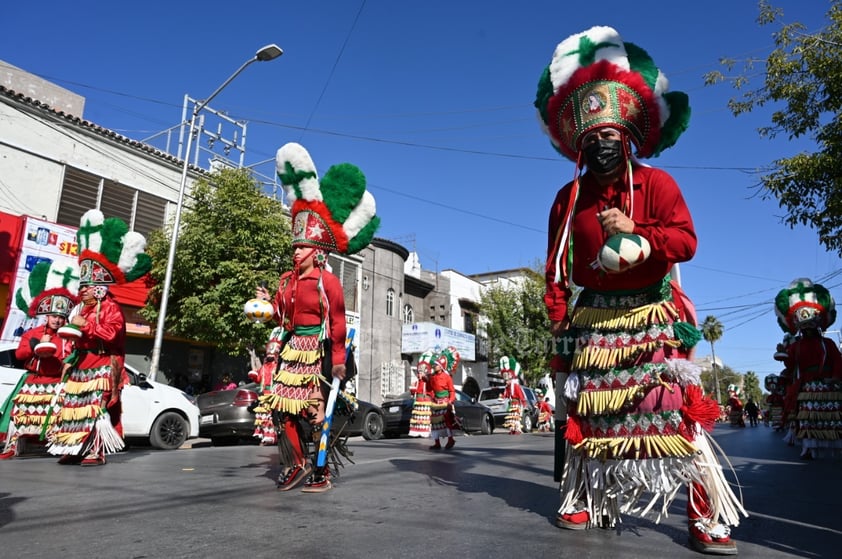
top-left (0, 61), bottom-right (495, 403)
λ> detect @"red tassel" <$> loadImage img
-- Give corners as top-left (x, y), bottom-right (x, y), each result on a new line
top-left (681, 385), bottom-right (719, 432)
top-left (565, 415), bottom-right (583, 445)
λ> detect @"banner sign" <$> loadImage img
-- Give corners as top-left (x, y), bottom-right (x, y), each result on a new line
top-left (1, 216), bottom-right (78, 343)
top-left (401, 321), bottom-right (475, 361)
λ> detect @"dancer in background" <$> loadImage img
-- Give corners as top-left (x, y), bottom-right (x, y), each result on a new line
top-left (0, 261), bottom-right (78, 459)
top-left (500, 356), bottom-right (527, 434)
top-left (428, 346), bottom-right (459, 450)
top-left (408, 350), bottom-right (435, 439)
top-left (774, 278), bottom-right (842, 460)
top-left (251, 326), bottom-right (287, 446)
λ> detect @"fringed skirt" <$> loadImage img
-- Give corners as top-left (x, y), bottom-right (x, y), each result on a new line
top-left (504, 400), bottom-right (524, 433)
top-left (556, 277), bottom-right (745, 528)
top-left (792, 378), bottom-right (842, 449)
top-left (251, 363), bottom-right (278, 445)
top-left (258, 332), bottom-right (322, 417)
top-left (430, 396), bottom-right (452, 439)
top-left (408, 394), bottom-right (432, 438)
top-left (2, 372), bottom-right (64, 453)
top-left (46, 361), bottom-right (124, 456)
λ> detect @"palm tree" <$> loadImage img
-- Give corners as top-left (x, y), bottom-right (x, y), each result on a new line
top-left (701, 315), bottom-right (725, 403)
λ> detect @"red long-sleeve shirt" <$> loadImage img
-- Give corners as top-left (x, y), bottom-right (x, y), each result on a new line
top-left (15, 324), bottom-right (69, 377)
top-left (428, 371), bottom-right (455, 402)
top-left (273, 268), bottom-right (347, 366)
top-left (545, 166), bottom-right (697, 321)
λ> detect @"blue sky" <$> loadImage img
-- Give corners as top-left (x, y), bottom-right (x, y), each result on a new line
top-left (2, 1), bottom-right (838, 382)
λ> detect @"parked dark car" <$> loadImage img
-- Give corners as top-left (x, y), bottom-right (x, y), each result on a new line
top-left (479, 385), bottom-right (539, 433)
top-left (197, 383), bottom-right (261, 445)
top-left (197, 384), bottom-right (385, 445)
top-left (334, 397), bottom-right (385, 441)
top-left (381, 389), bottom-right (494, 437)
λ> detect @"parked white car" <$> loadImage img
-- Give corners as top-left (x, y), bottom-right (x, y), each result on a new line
top-left (0, 341), bottom-right (200, 450)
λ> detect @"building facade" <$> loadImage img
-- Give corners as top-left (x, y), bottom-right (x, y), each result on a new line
top-left (0, 61), bottom-right (496, 403)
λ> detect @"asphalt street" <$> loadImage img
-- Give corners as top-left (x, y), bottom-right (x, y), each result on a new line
top-left (0, 424), bottom-right (839, 559)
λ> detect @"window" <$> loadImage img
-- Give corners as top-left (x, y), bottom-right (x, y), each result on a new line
top-left (386, 288), bottom-right (395, 317)
top-left (402, 304), bottom-right (414, 324)
top-left (464, 312), bottom-right (476, 334)
top-left (326, 254), bottom-right (361, 312)
top-left (56, 166), bottom-right (167, 237)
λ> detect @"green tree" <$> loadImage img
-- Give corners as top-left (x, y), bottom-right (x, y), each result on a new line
top-left (743, 371), bottom-right (763, 404)
top-left (700, 315), bottom-right (725, 403)
top-left (704, 1), bottom-right (842, 254)
top-left (141, 168), bottom-right (292, 356)
top-left (700, 364), bottom-right (742, 405)
top-left (479, 266), bottom-right (551, 386)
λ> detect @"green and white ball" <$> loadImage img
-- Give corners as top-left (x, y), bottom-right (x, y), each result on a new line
top-left (244, 298), bottom-right (274, 323)
top-left (597, 234), bottom-right (651, 274)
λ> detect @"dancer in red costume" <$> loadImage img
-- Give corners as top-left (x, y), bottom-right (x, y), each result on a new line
top-left (428, 346), bottom-right (459, 450)
top-left (251, 327), bottom-right (286, 445)
top-left (255, 142), bottom-right (378, 492)
top-left (408, 349), bottom-right (434, 439)
top-left (535, 26), bottom-right (745, 554)
top-left (0, 262), bottom-right (78, 459)
top-left (46, 209), bottom-right (151, 466)
top-left (500, 356), bottom-right (527, 434)
top-left (536, 391), bottom-right (554, 433)
top-left (774, 278), bottom-right (842, 460)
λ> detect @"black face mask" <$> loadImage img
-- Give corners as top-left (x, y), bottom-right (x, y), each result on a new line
top-left (582, 139), bottom-right (624, 174)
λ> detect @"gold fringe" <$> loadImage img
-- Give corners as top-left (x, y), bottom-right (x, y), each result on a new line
top-left (59, 405), bottom-right (102, 421)
top-left (64, 376), bottom-right (111, 394)
top-left (259, 393), bottom-right (318, 415)
top-left (52, 431), bottom-right (89, 446)
top-left (572, 301), bottom-right (678, 331)
top-left (13, 394), bottom-right (55, 405)
top-left (574, 433), bottom-right (697, 461)
top-left (280, 346), bottom-right (320, 364)
top-left (572, 340), bottom-right (664, 370)
top-left (796, 410), bottom-right (842, 421)
top-left (577, 386), bottom-right (647, 415)
top-left (276, 370), bottom-right (320, 387)
top-left (796, 428), bottom-right (841, 440)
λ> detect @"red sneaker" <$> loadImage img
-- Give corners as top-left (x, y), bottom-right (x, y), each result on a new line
top-left (277, 463), bottom-right (311, 492)
top-left (688, 519), bottom-right (737, 555)
top-left (556, 502), bottom-right (590, 530)
top-left (80, 454), bottom-right (106, 467)
top-left (0, 450), bottom-right (15, 460)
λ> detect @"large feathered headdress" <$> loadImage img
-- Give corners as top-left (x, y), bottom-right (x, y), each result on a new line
top-left (774, 277), bottom-right (836, 333)
top-left (417, 349), bottom-right (436, 374)
top-left (275, 143), bottom-right (380, 255)
top-left (499, 355), bottom-right (521, 380)
top-left (14, 260), bottom-right (79, 318)
top-left (434, 346), bottom-right (461, 375)
top-left (76, 209), bottom-right (152, 285)
top-left (534, 25), bottom-right (690, 161)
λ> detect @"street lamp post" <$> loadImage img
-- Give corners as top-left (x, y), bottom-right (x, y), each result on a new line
top-left (148, 44), bottom-right (283, 381)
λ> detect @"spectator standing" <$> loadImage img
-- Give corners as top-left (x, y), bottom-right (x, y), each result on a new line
top-left (744, 398), bottom-right (759, 427)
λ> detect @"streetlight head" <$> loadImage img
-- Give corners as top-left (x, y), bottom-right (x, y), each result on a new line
top-left (256, 44), bottom-right (283, 62)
